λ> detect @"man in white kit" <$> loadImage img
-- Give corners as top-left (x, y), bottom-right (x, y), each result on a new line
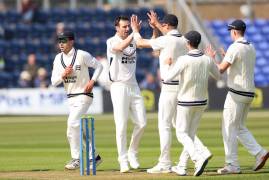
top-left (163, 30), bottom-right (220, 176)
top-left (106, 15), bottom-right (147, 173)
top-left (131, 12), bottom-right (212, 174)
top-left (51, 31), bottom-right (103, 170)
top-left (207, 19), bottom-right (269, 174)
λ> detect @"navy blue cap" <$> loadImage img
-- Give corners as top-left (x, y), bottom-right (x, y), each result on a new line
top-left (57, 30), bottom-right (75, 40)
top-left (160, 14), bottom-right (178, 27)
top-left (228, 19), bottom-right (246, 31)
top-left (184, 30), bottom-right (201, 47)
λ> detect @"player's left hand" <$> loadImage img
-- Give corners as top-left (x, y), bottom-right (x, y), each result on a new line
top-left (147, 10), bottom-right (158, 27)
top-left (84, 80), bottom-right (95, 93)
top-left (131, 14), bottom-right (141, 32)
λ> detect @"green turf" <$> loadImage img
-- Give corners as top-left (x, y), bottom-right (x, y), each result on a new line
top-left (0, 111), bottom-right (269, 180)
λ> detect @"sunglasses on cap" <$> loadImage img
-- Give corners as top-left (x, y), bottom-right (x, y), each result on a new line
top-left (57, 38), bottom-right (69, 43)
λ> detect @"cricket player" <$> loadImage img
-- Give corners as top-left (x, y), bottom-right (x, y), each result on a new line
top-left (163, 31), bottom-right (220, 176)
top-left (131, 12), bottom-right (212, 174)
top-left (106, 15), bottom-right (147, 173)
top-left (51, 31), bottom-right (103, 170)
top-left (206, 19), bottom-right (269, 174)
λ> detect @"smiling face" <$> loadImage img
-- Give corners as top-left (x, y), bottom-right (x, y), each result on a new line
top-left (116, 19), bottom-right (130, 39)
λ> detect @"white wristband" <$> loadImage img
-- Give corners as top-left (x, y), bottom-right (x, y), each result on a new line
top-left (133, 32), bottom-right (142, 40)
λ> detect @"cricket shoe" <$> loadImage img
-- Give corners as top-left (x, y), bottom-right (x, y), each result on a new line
top-left (217, 164), bottom-right (241, 174)
top-left (193, 158), bottom-right (208, 176)
top-left (128, 154), bottom-right (140, 169)
top-left (147, 164), bottom-right (171, 174)
top-left (90, 154), bottom-right (103, 169)
top-left (171, 165), bottom-right (187, 176)
top-left (120, 162), bottom-right (130, 173)
top-left (253, 149), bottom-right (269, 171)
top-left (202, 148), bottom-right (213, 161)
top-left (65, 158), bottom-right (80, 170)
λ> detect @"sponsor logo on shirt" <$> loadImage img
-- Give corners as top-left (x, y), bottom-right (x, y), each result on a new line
top-left (121, 56), bottom-right (136, 64)
top-left (64, 76), bottom-right (77, 83)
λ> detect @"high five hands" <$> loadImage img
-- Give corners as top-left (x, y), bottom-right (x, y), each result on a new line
top-left (131, 14), bottom-right (142, 33)
top-left (147, 10), bottom-right (159, 28)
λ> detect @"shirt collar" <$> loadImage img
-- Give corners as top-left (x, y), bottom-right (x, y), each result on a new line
top-left (64, 48), bottom-right (75, 57)
top-left (188, 49), bottom-right (202, 54)
top-left (166, 29), bottom-right (181, 36)
top-left (235, 37), bottom-right (246, 43)
top-left (115, 33), bottom-right (125, 41)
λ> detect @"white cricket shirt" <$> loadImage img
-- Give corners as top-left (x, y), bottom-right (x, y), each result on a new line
top-left (106, 34), bottom-right (138, 85)
top-left (224, 37), bottom-right (256, 94)
top-left (163, 49), bottom-right (220, 105)
top-left (51, 48), bottom-right (103, 96)
top-left (149, 29), bottom-right (188, 91)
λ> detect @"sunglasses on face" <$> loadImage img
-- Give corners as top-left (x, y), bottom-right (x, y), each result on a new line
top-left (58, 38), bottom-right (69, 43)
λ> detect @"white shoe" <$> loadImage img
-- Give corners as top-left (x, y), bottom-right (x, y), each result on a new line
top-left (203, 149), bottom-right (213, 160)
top-left (120, 162), bottom-right (130, 173)
top-left (147, 164), bottom-right (171, 174)
top-left (217, 164), bottom-right (241, 174)
top-left (194, 158), bottom-right (208, 176)
top-left (128, 154), bottom-right (140, 169)
top-left (65, 159), bottom-right (80, 170)
top-left (171, 166), bottom-right (187, 176)
top-left (129, 159), bottom-right (140, 169)
top-left (253, 149), bottom-right (269, 171)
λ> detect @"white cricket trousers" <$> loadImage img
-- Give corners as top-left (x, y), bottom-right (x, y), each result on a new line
top-left (222, 92), bottom-right (262, 166)
top-left (110, 82), bottom-right (147, 164)
top-left (66, 95), bottom-right (95, 159)
top-left (158, 89), bottom-right (209, 167)
top-left (176, 105), bottom-right (207, 162)
top-left (157, 89), bottom-right (177, 166)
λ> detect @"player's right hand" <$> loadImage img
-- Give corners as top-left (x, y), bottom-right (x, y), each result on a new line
top-left (147, 10), bottom-right (158, 27)
top-left (62, 65), bottom-right (73, 78)
top-left (164, 57), bottom-right (172, 65)
top-left (205, 45), bottom-right (216, 58)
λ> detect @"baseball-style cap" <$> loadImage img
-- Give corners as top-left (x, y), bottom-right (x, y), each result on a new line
top-left (184, 30), bottom-right (201, 47)
top-left (57, 30), bottom-right (75, 40)
top-left (160, 14), bottom-right (178, 27)
top-left (227, 19), bottom-right (246, 31)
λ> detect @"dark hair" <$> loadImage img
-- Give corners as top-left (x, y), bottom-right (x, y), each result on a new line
top-left (184, 30), bottom-right (201, 48)
top-left (114, 15), bottom-right (129, 26)
top-left (235, 29), bottom-right (245, 36)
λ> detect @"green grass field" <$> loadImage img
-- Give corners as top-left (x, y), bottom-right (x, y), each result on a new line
top-left (0, 111), bottom-right (269, 180)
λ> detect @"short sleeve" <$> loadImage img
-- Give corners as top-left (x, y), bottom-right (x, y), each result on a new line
top-left (107, 38), bottom-right (119, 53)
top-left (223, 44), bottom-right (238, 64)
top-left (149, 36), bottom-right (166, 51)
top-left (83, 51), bottom-right (99, 68)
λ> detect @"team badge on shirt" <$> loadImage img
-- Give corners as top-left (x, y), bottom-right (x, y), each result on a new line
top-left (75, 65), bottom-right (81, 70)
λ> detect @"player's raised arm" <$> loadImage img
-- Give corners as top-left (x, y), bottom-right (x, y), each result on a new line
top-left (131, 14), bottom-right (152, 48)
top-left (147, 10), bottom-right (165, 35)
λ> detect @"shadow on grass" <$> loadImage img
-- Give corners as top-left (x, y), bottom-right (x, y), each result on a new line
top-left (31, 169), bottom-right (52, 171)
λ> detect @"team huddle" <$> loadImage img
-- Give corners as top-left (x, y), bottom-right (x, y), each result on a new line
top-left (51, 10), bottom-right (269, 176)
